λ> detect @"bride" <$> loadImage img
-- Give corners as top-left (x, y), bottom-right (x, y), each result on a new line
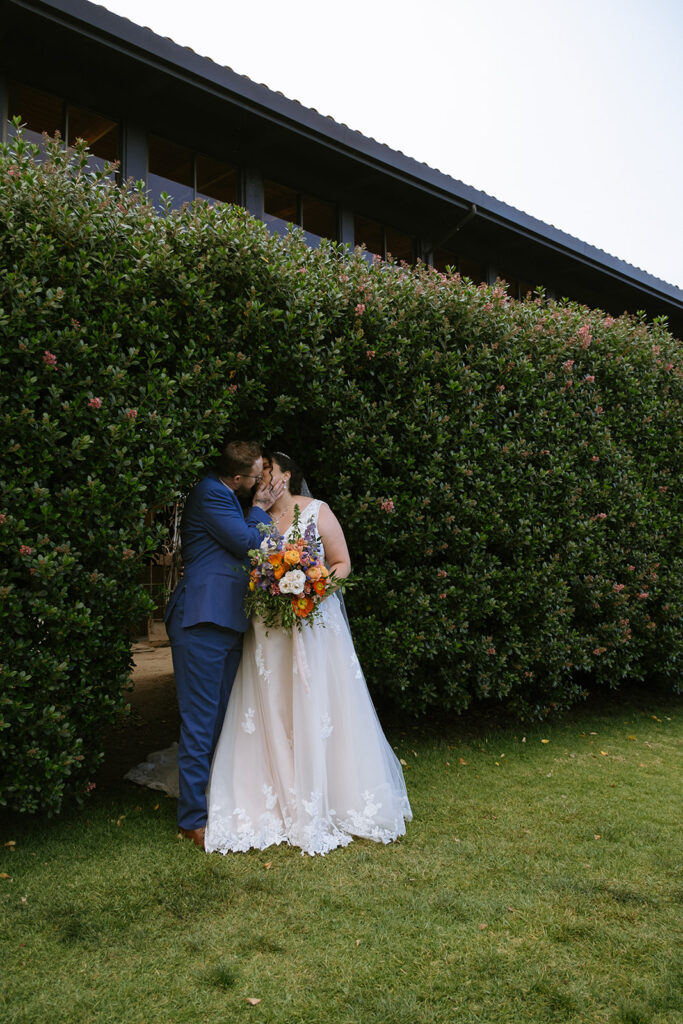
top-left (203, 451), bottom-right (412, 856)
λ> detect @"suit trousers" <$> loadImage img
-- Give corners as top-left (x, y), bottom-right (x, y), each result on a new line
top-left (167, 592), bottom-right (243, 830)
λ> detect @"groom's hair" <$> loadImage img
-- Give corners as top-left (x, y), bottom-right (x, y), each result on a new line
top-left (215, 439), bottom-right (262, 478)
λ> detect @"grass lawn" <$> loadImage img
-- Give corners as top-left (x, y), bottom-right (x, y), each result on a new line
top-left (1, 691), bottom-right (681, 1024)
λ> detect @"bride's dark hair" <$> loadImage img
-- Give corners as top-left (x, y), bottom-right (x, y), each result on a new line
top-left (265, 450), bottom-right (305, 495)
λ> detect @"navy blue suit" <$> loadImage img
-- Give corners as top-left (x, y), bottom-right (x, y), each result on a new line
top-left (165, 472), bottom-right (271, 829)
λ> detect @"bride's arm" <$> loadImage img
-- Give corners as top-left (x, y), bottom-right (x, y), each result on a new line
top-left (317, 504), bottom-right (351, 580)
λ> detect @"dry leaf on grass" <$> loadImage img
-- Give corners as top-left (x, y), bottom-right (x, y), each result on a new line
top-left (246, 997), bottom-right (261, 1006)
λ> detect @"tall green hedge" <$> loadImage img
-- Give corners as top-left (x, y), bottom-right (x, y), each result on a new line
top-left (1, 130), bottom-right (681, 814)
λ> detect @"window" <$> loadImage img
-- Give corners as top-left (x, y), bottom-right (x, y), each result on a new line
top-left (8, 82), bottom-right (119, 174)
top-left (264, 180), bottom-right (298, 224)
top-left (432, 246), bottom-right (459, 273)
top-left (264, 180), bottom-right (337, 242)
top-left (302, 195), bottom-right (336, 239)
top-left (148, 135), bottom-right (238, 208)
top-left (459, 256), bottom-right (485, 284)
top-left (196, 154), bottom-right (238, 204)
top-left (66, 104), bottom-right (119, 175)
top-left (67, 104), bottom-right (119, 167)
top-left (8, 82), bottom-right (63, 150)
top-left (354, 215), bottom-right (415, 264)
top-left (148, 135), bottom-right (194, 207)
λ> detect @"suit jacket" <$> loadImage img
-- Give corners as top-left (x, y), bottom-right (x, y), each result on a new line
top-left (164, 472), bottom-right (271, 633)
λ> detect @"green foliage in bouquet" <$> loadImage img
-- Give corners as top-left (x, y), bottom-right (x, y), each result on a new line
top-left (1, 125), bottom-right (680, 812)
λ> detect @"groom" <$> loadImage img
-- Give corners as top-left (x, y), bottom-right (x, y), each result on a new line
top-left (165, 439), bottom-right (282, 849)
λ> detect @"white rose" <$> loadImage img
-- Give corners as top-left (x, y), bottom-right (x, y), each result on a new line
top-left (279, 569), bottom-right (306, 595)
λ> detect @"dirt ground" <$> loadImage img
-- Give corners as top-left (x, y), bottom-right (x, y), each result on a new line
top-left (97, 625), bottom-right (180, 788)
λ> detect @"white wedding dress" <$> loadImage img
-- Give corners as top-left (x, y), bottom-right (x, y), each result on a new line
top-left (204, 499), bottom-right (412, 856)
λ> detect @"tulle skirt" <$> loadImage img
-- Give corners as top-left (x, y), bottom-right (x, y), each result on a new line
top-left (204, 594), bottom-right (412, 856)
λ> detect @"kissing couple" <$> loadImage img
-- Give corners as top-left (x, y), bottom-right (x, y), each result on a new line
top-left (139, 439), bottom-right (412, 856)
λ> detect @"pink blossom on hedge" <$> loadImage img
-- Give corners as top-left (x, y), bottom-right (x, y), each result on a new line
top-left (637, 591), bottom-right (649, 600)
top-left (366, 349), bottom-right (376, 359)
top-left (88, 397), bottom-right (102, 409)
top-left (594, 513), bottom-right (607, 520)
top-left (122, 548), bottom-right (135, 559)
top-left (613, 583), bottom-right (625, 593)
top-left (562, 359), bottom-right (575, 370)
top-left (486, 647), bottom-right (496, 655)
top-left (19, 545), bottom-right (32, 555)
top-left (354, 303), bottom-right (366, 316)
top-left (603, 316), bottom-right (615, 327)
top-left (228, 384), bottom-right (238, 393)
top-left (126, 408), bottom-right (137, 419)
top-left (584, 374), bottom-right (595, 383)
top-left (380, 498), bottom-right (394, 513)
top-left (43, 350), bottom-right (57, 367)
top-left (592, 455), bottom-right (600, 462)
top-left (664, 362), bottom-right (674, 371)
top-left (578, 325), bottom-right (592, 348)
top-left (0, 514), bottom-right (6, 525)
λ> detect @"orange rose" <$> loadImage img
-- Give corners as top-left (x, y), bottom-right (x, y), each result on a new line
top-left (292, 595), bottom-right (315, 618)
top-left (320, 565), bottom-right (330, 577)
top-left (306, 565), bottom-right (323, 581)
top-left (284, 549), bottom-right (300, 566)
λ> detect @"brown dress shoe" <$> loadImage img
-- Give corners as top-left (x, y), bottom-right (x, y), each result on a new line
top-left (178, 826), bottom-right (206, 850)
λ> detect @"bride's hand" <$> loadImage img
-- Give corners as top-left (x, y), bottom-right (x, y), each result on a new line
top-left (253, 477), bottom-right (285, 511)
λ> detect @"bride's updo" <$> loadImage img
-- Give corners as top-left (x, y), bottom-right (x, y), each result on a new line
top-left (266, 450), bottom-right (305, 495)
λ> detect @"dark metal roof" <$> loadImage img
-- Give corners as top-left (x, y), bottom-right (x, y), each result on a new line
top-left (4, 0), bottom-right (683, 328)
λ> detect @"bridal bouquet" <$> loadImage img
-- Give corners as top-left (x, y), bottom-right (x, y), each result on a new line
top-left (245, 506), bottom-right (342, 631)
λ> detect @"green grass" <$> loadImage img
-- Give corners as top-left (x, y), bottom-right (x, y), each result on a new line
top-left (1, 694), bottom-right (681, 1024)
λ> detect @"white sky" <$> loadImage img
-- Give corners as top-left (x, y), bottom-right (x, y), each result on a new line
top-left (100, 0), bottom-right (683, 290)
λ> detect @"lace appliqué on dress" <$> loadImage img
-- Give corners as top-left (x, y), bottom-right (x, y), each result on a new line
top-left (241, 708), bottom-right (256, 734)
top-left (254, 644), bottom-right (271, 683)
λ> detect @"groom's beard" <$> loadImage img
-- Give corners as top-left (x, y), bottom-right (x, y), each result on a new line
top-left (236, 483), bottom-right (256, 510)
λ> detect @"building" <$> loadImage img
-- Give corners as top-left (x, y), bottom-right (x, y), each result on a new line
top-left (1, 0), bottom-right (682, 336)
